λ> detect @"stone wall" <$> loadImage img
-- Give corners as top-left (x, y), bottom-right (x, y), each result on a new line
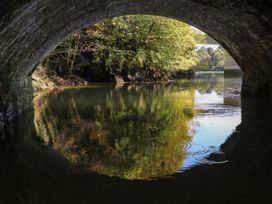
top-left (0, 76), bottom-right (33, 132)
top-left (242, 73), bottom-right (272, 98)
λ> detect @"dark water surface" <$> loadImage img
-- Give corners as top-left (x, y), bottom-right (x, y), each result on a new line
top-left (1, 73), bottom-right (272, 203)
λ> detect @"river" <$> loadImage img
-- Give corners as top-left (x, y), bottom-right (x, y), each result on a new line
top-left (2, 72), bottom-right (272, 203)
top-left (33, 72), bottom-right (241, 179)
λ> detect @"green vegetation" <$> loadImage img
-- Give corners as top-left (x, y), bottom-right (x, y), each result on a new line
top-left (88, 15), bottom-right (199, 73)
top-left (43, 15), bottom-right (202, 82)
top-left (195, 46), bottom-right (225, 70)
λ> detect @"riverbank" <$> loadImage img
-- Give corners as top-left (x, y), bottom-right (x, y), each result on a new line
top-left (32, 65), bottom-right (195, 91)
top-left (32, 65), bottom-right (89, 91)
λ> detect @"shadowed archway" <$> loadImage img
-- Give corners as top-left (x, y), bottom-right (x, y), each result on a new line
top-left (0, 0), bottom-right (272, 124)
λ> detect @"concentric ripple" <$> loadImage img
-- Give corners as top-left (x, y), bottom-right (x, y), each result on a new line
top-left (174, 142), bottom-right (191, 153)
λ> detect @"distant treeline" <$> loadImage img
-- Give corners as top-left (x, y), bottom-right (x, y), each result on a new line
top-left (194, 46), bottom-right (225, 71)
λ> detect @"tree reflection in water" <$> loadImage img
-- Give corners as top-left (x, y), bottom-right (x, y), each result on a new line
top-left (34, 83), bottom-right (196, 179)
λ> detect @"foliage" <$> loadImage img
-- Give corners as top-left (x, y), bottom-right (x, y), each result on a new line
top-left (43, 15), bottom-right (200, 79)
top-left (43, 33), bottom-right (81, 74)
top-left (194, 46), bottom-right (225, 70)
top-left (214, 47), bottom-right (225, 68)
top-left (87, 15), bottom-right (199, 73)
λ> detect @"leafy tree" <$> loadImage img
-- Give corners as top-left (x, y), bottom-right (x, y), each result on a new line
top-left (194, 46), bottom-right (225, 70)
top-left (43, 15), bottom-right (200, 81)
top-left (195, 47), bottom-right (210, 70)
top-left (43, 33), bottom-right (81, 74)
top-left (207, 47), bottom-right (216, 69)
top-left (88, 15), bottom-right (199, 74)
top-left (214, 47), bottom-right (225, 68)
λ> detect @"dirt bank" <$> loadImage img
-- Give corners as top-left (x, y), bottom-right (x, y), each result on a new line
top-left (32, 65), bottom-right (88, 91)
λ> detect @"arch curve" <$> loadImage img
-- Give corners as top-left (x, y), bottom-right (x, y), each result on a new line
top-left (0, 0), bottom-right (272, 124)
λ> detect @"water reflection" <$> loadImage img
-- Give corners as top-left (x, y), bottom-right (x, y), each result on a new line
top-left (183, 89), bottom-right (241, 169)
top-left (34, 84), bottom-right (195, 180)
top-left (33, 73), bottom-right (241, 179)
top-left (2, 74), bottom-right (272, 204)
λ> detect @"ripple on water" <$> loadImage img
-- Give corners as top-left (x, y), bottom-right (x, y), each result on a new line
top-left (174, 142), bottom-right (192, 153)
top-left (176, 143), bottom-right (229, 172)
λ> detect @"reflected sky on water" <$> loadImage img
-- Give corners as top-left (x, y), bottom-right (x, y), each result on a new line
top-left (182, 88), bottom-right (241, 170)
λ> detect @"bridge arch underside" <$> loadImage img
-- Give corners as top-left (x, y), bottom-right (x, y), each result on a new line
top-left (0, 0), bottom-right (272, 124)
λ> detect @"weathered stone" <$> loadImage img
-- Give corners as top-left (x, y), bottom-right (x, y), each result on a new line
top-left (0, 0), bottom-right (272, 125)
top-left (0, 76), bottom-right (33, 131)
top-left (242, 73), bottom-right (272, 98)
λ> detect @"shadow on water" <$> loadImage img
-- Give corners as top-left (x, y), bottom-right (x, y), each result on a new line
top-left (1, 75), bottom-right (272, 203)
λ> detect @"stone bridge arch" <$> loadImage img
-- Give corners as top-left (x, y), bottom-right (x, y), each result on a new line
top-left (0, 0), bottom-right (272, 125)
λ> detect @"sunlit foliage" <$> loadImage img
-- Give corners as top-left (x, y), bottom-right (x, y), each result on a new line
top-left (43, 15), bottom-right (200, 78)
top-left (88, 15), bottom-right (199, 73)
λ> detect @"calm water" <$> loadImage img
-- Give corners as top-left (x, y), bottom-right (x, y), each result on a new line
top-left (33, 73), bottom-right (241, 180)
top-left (2, 72), bottom-right (272, 203)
